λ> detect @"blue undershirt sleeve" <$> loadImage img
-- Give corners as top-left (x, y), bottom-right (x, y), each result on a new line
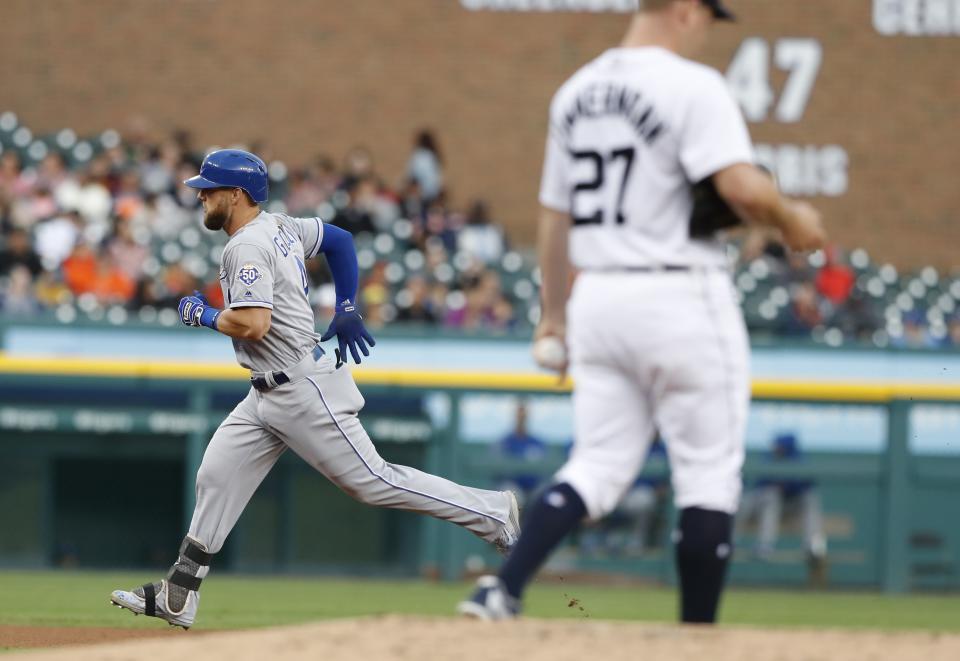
top-left (318, 223), bottom-right (359, 307)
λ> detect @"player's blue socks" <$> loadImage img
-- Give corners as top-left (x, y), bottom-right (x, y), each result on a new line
top-left (498, 482), bottom-right (587, 600)
top-left (674, 507), bottom-right (733, 624)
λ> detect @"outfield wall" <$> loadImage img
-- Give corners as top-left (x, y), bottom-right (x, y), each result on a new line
top-left (1, 338), bottom-right (958, 593)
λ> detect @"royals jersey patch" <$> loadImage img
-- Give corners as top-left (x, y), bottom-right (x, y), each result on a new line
top-left (237, 264), bottom-right (263, 287)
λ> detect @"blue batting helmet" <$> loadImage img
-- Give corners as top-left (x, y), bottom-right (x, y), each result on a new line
top-left (184, 149), bottom-right (269, 203)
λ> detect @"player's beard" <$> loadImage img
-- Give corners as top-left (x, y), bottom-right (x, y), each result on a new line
top-left (203, 201), bottom-right (229, 231)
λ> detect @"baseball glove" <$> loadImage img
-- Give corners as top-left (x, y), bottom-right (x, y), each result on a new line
top-left (688, 176), bottom-right (742, 238)
top-left (688, 165), bottom-right (776, 238)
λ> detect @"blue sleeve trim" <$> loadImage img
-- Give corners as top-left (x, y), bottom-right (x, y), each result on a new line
top-left (309, 217), bottom-right (323, 258)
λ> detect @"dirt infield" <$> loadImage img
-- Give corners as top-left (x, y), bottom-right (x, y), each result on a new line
top-left (4, 616), bottom-right (959, 661)
top-left (0, 625), bottom-right (202, 649)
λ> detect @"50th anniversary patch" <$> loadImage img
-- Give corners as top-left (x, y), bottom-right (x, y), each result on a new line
top-left (238, 264), bottom-right (263, 287)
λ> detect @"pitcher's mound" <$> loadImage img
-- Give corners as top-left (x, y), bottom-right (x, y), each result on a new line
top-left (4, 615), bottom-right (958, 661)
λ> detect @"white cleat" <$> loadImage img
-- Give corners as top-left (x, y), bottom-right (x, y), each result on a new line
top-left (457, 575), bottom-right (520, 621)
top-left (493, 491), bottom-right (521, 556)
top-left (110, 580), bottom-right (198, 630)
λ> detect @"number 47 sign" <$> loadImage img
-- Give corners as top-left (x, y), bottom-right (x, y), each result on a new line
top-left (725, 38), bottom-right (823, 124)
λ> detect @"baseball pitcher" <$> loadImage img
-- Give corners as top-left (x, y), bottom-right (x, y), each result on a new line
top-left (110, 149), bottom-right (519, 628)
top-left (460, 0), bottom-right (826, 623)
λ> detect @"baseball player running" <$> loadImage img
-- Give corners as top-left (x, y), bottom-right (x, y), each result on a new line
top-left (110, 149), bottom-right (519, 628)
top-left (459, 0), bottom-right (825, 623)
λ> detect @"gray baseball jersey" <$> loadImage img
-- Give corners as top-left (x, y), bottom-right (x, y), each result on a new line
top-left (219, 211), bottom-right (323, 371)
top-left (188, 211), bottom-right (514, 554)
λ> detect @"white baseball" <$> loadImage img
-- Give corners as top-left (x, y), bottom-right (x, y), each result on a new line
top-left (532, 336), bottom-right (567, 371)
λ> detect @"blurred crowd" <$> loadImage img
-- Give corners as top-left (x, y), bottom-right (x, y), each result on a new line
top-left (734, 233), bottom-right (960, 349)
top-left (0, 111), bottom-right (958, 349)
top-left (0, 116), bottom-right (527, 332)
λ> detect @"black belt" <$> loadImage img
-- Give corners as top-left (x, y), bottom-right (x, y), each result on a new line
top-left (590, 265), bottom-right (692, 273)
top-left (251, 345), bottom-right (324, 392)
top-left (590, 265), bottom-right (730, 274)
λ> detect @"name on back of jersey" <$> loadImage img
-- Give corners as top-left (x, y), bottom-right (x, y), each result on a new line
top-left (559, 82), bottom-right (666, 146)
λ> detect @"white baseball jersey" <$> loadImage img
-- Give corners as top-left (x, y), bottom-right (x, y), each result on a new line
top-left (541, 47), bottom-right (753, 519)
top-left (539, 46), bottom-right (754, 269)
top-left (219, 211), bottom-right (325, 371)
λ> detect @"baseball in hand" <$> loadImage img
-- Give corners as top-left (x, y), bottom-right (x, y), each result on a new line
top-left (532, 336), bottom-right (567, 371)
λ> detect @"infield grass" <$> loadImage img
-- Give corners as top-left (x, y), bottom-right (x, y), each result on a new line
top-left (0, 570), bottom-right (957, 632)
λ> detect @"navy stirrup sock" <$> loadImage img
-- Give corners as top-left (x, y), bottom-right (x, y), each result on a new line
top-left (674, 506), bottom-right (733, 623)
top-left (498, 482), bottom-right (587, 600)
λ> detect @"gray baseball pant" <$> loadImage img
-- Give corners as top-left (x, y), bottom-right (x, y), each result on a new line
top-left (187, 355), bottom-right (511, 553)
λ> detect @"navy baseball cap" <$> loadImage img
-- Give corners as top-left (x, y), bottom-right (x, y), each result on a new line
top-left (701, 0), bottom-right (735, 20)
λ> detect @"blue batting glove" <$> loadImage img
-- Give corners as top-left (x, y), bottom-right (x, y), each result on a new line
top-left (320, 299), bottom-right (376, 364)
top-left (178, 291), bottom-right (221, 330)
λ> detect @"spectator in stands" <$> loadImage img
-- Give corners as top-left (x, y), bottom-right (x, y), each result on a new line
top-left (0, 264), bottom-right (41, 315)
top-left (61, 243), bottom-right (99, 297)
top-left (114, 169), bottom-right (146, 216)
top-left (170, 127), bottom-right (202, 170)
top-left (893, 311), bottom-right (939, 349)
top-left (780, 282), bottom-right (823, 336)
top-left (395, 274), bottom-right (439, 324)
top-left (11, 184), bottom-right (57, 230)
top-left (784, 250), bottom-right (816, 287)
top-left (90, 255), bottom-right (136, 305)
top-left (34, 152), bottom-right (71, 199)
top-left (737, 432), bottom-right (827, 584)
top-left (835, 289), bottom-right (879, 342)
top-left (445, 270), bottom-right (509, 330)
top-left (34, 210), bottom-right (82, 270)
top-left (139, 141), bottom-right (182, 196)
top-left (0, 152), bottom-right (31, 198)
top-left (135, 190), bottom-right (191, 241)
top-left (458, 200), bottom-right (506, 265)
top-left (815, 246), bottom-right (855, 306)
top-left (331, 174), bottom-right (378, 236)
top-left (70, 157), bottom-right (114, 231)
top-left (285, 168), bottom-right (327, 217)
top-left (339, 146), bottom-right (375, 193)
top-left (105, 217), bottom-right (149, 282)
top-left (949, 315), bottom-right (960, 348)
top-left (158, 263), bottom-right (198, 309)
top-left (0, 228), bottom-right (42, 277)
top-left (0, 190), bottom-right (12, 235)
top-left (398, 178), bottom-right (426, 225)
top-left (421, 203), bottom-right (458, 253)
top-left (428, 281), bottom-right (451, 323)
top-left (494, 402), bottom-right (546, 506)
top-left (405, 129), bottom-right (444, 203)
top-left (352, 175), bottom-right (399, 233)
top-left (360, 261), bottom-right (391, 328)
top-left (313, 155), bottom-right (341, 201)
top-left (424, 237), bottom-right (451, 275)
top-left (173, 162), bottom-right (202, 209)
top-left (34, 269), bottom-right (70, 308)
top-left (491, 294), bottom-right (517, 331)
